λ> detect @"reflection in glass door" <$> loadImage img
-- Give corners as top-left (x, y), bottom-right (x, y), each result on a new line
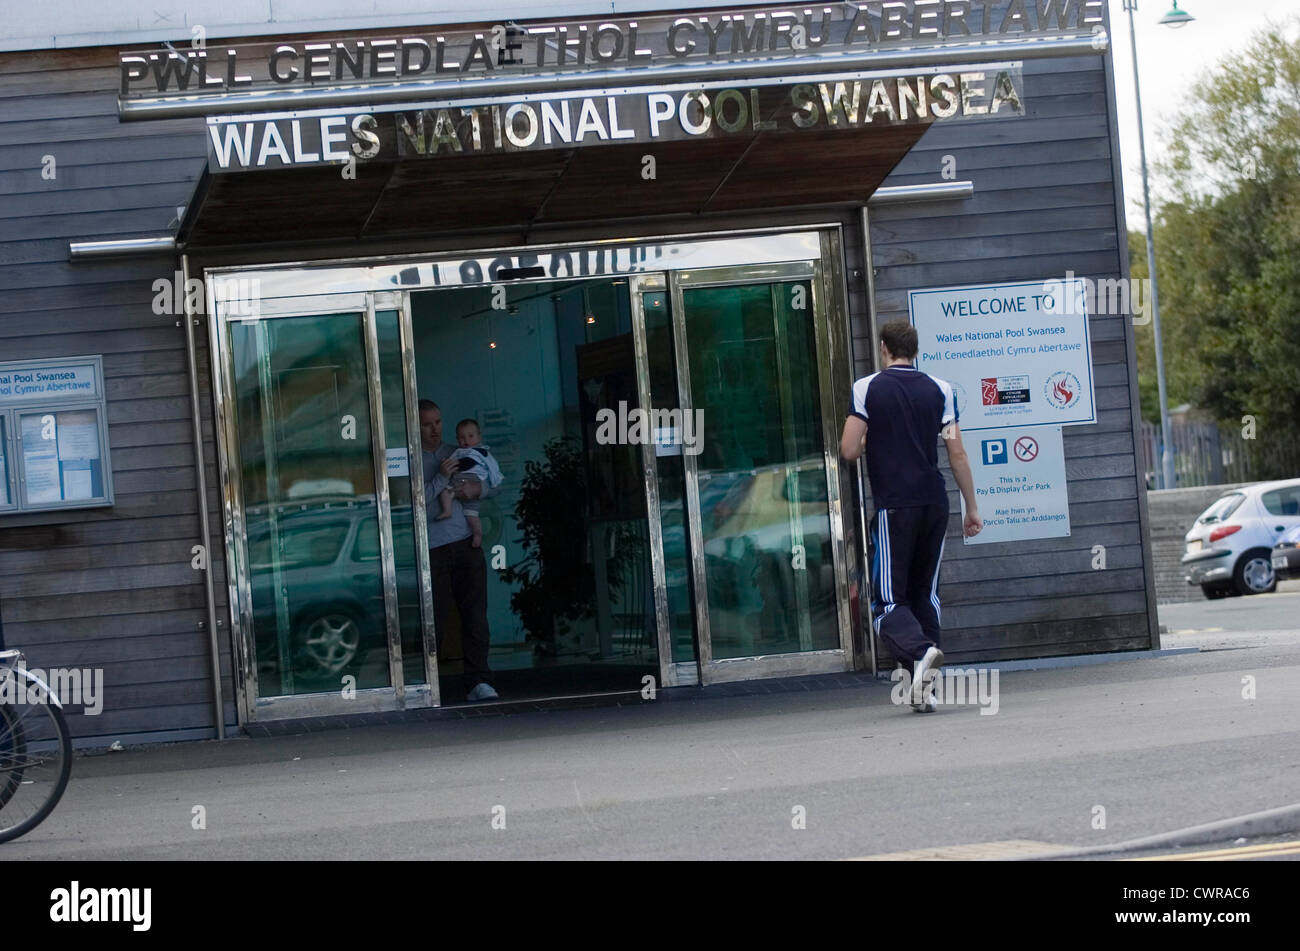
top-left (633, 281), bottom-right (699, 673)
top-left (229, 312), bottom-right (394, 702)
top-left (409, 278), bottom-right (657, 701)
top-left (375, 305), bottom-right (437, 700)
top-left (670, 264), bottom-right (849, 683)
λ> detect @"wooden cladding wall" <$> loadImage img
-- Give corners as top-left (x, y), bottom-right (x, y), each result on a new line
top-left (863, 53), bottom-right (1159, 661)
top-left (0, 45), bottom-right (230, 739)
top-left (0, 19), bottom-right (1152, 740)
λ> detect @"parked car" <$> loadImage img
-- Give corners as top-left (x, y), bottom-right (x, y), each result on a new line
top-left (246, 499), bottom-right (420, 689)
top-left (699, 461), bottom-right (838, 653)
top-left (1183, 479), bottom-right (1300, 598)
top-left (1272, 525), bottom-right (1300, 582)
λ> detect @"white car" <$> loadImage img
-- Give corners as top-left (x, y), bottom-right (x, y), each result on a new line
top-left (1182, 479), bottom-right (1300, 599)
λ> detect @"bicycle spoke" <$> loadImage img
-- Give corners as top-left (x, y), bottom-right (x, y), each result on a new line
top-left (0, 687), bottom-right (72, 842)
top-left (0, 758), bottom-right (45, 772)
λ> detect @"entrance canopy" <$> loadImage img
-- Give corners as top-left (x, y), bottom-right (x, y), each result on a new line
top-left (177, 119), bottom-right (930, 248)
top-left (133, 2), bottom-right (1104, 251)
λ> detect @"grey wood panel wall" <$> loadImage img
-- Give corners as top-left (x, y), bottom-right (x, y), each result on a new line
top-left (0, 45), bottom-right (233, 740)
top-left (0, 0), bottom-right (1152, 739)
top-left (862, 50), bottom-right (1157, 662)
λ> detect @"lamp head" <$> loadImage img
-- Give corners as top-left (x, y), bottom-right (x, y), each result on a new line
top-left (1159, 1), bottom-right (1195, 29)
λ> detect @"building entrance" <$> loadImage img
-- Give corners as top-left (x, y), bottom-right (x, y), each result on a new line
top-left (208, 229), bottom-right (856, 722)
top-left (410, 278), bottom-right (658, 702)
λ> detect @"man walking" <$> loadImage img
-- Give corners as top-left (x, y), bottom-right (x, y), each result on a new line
top-left (420, 399), bottom-right (499, 702)
top-left (840, 320), bottom-right (983, 712)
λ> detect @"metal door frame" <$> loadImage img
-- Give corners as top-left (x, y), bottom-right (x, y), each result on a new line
top-left (209, 288), bottom-right (430, 722)
top-left (666, 259), bottom-right (854, 686)
top-left (627, 272), bottom-right (683, 688)
top-left (397, 292), bottom-right (441, 706)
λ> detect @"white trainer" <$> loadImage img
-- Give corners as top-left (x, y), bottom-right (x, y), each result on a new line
top-left (920, 676), bottom-right (939, 713)
top-left (911, 646), bottom-right (944, 712)
top-left (467, 682), bottom-right (499, 702)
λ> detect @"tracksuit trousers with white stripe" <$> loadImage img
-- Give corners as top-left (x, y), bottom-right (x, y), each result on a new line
top-left (868, 501), bottom-right (948, 666)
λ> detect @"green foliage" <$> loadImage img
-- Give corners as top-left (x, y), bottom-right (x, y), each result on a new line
top-left (1133, 18), bottom-right (1300, 445)
top-left (500, 435), bottom-right (641, 644)
top-left (1127, 230), bottom-right (1160, 421)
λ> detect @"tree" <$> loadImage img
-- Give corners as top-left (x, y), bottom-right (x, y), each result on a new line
top-left (1133, 17), bottom-right (1300, 456)
top-left (500, 435), bottom-right (640, 652)
top-left (1127, 229), bottom-right (1162, 422)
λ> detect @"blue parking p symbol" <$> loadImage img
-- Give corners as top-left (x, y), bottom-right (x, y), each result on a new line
top-left (982, 439), bottom-right (1007, 465)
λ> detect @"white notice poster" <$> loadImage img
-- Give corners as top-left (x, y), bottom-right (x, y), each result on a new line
top-left (55, 410), bottom-right (100, 460)
top-left (653, 426), bottom-right (681, 456)
top-left (62, 466), bottom-right (93, 500)
top-left (21, 416), bottom-right (62, 504)
top-left (963, 426), bottom-right (1071, 545)
top-left (385, 447), bottom-right (409, 478)
top-left (909, 279), bottom-right (1095, 431)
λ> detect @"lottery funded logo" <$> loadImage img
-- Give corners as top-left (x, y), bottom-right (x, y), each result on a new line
top-left (1044, 370), bottom-right (1082, 410)
top-left (980, 375), bottom-right (1031, 406)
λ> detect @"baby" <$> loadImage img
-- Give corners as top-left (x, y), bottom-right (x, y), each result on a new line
top-left (435, 419), bottom-right (503, 548)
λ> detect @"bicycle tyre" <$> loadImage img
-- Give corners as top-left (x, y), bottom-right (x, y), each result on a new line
top-left (0, 696), bottom-right (73, 844)
top-left (0, 701), bottom-right (23, 809)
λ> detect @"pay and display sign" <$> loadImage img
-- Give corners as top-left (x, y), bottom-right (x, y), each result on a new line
top-left (963, 426), bottom-right (1070, 545)
top-left (909, 279), bottom-right (1095, 431)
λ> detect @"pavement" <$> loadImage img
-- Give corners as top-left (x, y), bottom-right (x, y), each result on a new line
top-left (1159, 579), bottom-right (1300, 643)
top-left (2, 586), bottom-right (1298, 861)
top-left (1064, 832), bottom-right (1300, 862)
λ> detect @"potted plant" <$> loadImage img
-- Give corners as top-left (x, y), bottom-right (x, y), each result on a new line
top-left (501, 435), bottom-right (640, 655)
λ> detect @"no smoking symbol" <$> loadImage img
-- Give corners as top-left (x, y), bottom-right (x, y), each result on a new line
top-left (1014, 436), bottom-right (1039, 462)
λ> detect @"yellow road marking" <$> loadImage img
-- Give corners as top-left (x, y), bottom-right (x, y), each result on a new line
top-left (1127, 839), bottom-right (1300, 861)
top-left (850, 838), bottom-right (1300, 862)
top-left (846, 840), bottom-right (1061, 861)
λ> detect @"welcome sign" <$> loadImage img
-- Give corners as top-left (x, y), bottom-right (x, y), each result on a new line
top-left (909, 278), bottom-right (1096, 431)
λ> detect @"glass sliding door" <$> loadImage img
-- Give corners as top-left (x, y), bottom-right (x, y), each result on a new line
top-left (217, 294), bottom-right (438, 719)
top-left (208, 230), bottom-right (855, 717)
top-left (669, 263), bottom-right (850, 684)
top-left (229, 311), bottom-right (394, 702)
top-left (408, 277), bottom-right (658, 702)
top-left (375, 304), bottom-right (438, 702)
top-left (630, 275), bottom-right (699, 686)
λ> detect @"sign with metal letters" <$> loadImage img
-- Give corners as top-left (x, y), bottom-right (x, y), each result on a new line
top-left (119, 2), bottom-right (1104, 98)
top-left (205, 66), bottom-right (1023, 171)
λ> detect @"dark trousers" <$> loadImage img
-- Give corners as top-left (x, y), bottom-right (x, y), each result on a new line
top-left (429, 538), bottom-right (493, 693)
top-left (868, 501), bottom-right (948, 666)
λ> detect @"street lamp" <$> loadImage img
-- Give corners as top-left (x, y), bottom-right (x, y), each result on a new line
top-left (1158, 1), bottom-right (1195, 29)
top-left (1121, 0), bottom-right (1193, 489)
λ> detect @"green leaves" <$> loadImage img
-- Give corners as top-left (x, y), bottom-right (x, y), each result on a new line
top-left (1133, 17), bottom-right (1300, 471)
top-left (500, 435), bottom-right (642, 643)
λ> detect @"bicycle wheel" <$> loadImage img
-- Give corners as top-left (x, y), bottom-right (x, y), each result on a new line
top-left (0, 703), bottom-right (20, 809)
top-left (0, 684), bottom-right (73, 844)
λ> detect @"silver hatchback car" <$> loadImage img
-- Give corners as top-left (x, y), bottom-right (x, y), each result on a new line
top-left (1182, 479), bottom-right (1300, 598)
